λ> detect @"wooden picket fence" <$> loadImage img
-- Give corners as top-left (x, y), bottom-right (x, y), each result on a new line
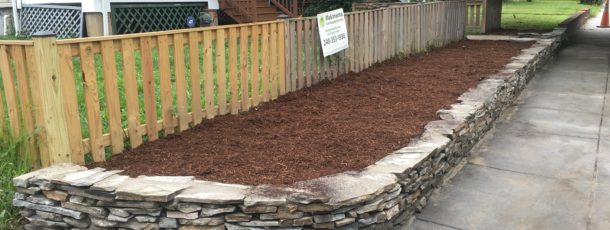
top-left (466, 0), bottom-right (502, 33)
top-left (286, 1), bottom-right (467, 89)
top-left (0, 1), bottom-right (466, 167)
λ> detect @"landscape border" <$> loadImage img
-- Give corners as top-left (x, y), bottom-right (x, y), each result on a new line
top-left (11, 27), bottom-right (568, 230)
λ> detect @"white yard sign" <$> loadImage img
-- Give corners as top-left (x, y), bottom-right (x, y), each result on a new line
top-left (317, 9), bottom-right (349, 57)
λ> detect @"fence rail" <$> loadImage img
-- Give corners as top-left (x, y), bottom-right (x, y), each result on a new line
top-left (0, 1), bottom-right (467, 167)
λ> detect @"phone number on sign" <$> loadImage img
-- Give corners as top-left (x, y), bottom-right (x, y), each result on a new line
top-left (322, 33), bottom-right (347, 46)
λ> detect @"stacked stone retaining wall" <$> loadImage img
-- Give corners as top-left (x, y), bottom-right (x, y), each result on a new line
top-left (12, 28), bottom-right (567, 230)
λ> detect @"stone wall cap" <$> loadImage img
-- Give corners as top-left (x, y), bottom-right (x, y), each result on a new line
top-left (90, 174), bottom-right (130, 192)
top-left (293, 171), bottom-right (396, 207)
top-left (396, 131), bottom-right (450, 155)
top-left (13, 164), bottom-right (87, 188)
top-left (115, 178), bottom-right (191, 203)
top-left (244, 185), bottom-right (329, 206)
top-left (424, 119), bottom-right (465, 137)
top-left (175, 180), bottom-right (250, 204)
top-left (366, 153), bottom-right (423, 174)
top-left (137, 176), bottom-right (195, 183)
top-left (52, 168), bottom-right (123, 187)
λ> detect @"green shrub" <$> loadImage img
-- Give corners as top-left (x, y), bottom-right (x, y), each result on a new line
top-left (0, 128), bottom-right (31, 229)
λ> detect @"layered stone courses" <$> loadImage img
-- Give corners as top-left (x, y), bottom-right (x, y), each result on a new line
top-left (12, 28), bottom-right (566, 230)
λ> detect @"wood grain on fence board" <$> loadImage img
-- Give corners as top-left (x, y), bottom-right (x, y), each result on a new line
top-left (296, 20), bottom-right (303, 89)
top-left (100, 41), bottom-right (124, 155)
top-left (79, 43), bottom-right (104, 162)
top-left (120, 39), bottom-right (143, 147)
top-left (10, 46), bottom-right (38, 162)
top-left (240, 26), bottom-right (250, 111)
top-left (250, 25), bottom-right (261, 107)
top-left (261, 24), bottom-right (270, 102)
top-left (173, 34), bottom-right (189, 132)
top-left (304, 19), bottom-right (311, 87)
top-left (203, 30), bottom-right (216, 119)
top-left (140, 37), bottom-right (159, 141)
top-left (0, 46), bottom-right (20, 134)
top-left (284, 22), bottom-right (292, 92)
top-left (278, 22), bottom-right (287, 95)
top-left (288, 22), bottom-right (297, 92)
top-left (229, 28), bottom-right (239, 115)
top-left (188, 32), bottom-right (203, 125)
top-left (25, 45), bottom-right (47, 167)
top-left (157, 35), bottom-right (175, 135)
top-left (270, 23), bottom-right (279, 100)
top-left (216, 29), bottom-right (228, 115)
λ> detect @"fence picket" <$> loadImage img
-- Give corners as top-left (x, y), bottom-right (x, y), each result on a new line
top-left (346, 14), bottom-right (353, 73)
top-left (100, 40), bottom-right (124, 155)
top-left (229, 28), bottom-right (239, 114)
top-left (0, 84), bottom-right (4, 130)
top-left (79, 43), bottom-right (104, 161)
top-left (251, 25), bottom-right (260, 106)
top-left (310, 21), bottom-right (317, 84)
top-left (188, 32), bottom-right (203, 125)
top-left (278, 22), bottom-right (286, 95)
top-left (312, 21), bottom-right (320, 84)
top-left (25, 45), bottom-right (48, 167)
top-left (216, 29), bottom-right (228, 115)
top-left (289, 22), bottom-right (297, 92)
top-left (203, 30), bottom-right (216, 119)
top-left (261, 24), bottom-right (270, 102)
top-left (157, 35), bottom-right (175, 135)
top-left (270, 23), bottom-right (279, 100)
top-left (140, 37), bottom-right (159, 141)
top-left (304, 20), bottom-right (311, 87)
top-left (284, 22), bottom-right (291, 93)
top-left (10, 46), bottom-right (37, 161)
top-left (0, 46), bottom-right (20, 134)
top-left (240, 26), bottom-right (250, 110)
top-left (120, 38), bottom-right (143, 147)
top-left (173, 34), bottom-right (189, 131)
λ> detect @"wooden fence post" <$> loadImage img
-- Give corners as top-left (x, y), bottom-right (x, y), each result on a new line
top-left (32, 32), bottom-right (72, 166)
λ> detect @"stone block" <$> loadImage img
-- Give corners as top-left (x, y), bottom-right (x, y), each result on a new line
top-left (178, 217), bottom-right (225, 226)
top-left (62, 202), bottom-right (108, 218)
top-left (12, 199), bottom-right (84, 219)
top-left (225, 213), bottom-right (252, 222)
top-left (200, 205), bottom-right (235, 217)
top-left (166, 211), bottom-right (200, 220)
top-left (115, 178), bottom-right (191, 202)
top-left (176, 181), bottom-right (250, 204)
top-left (43, 190), bottom-right (68, 202)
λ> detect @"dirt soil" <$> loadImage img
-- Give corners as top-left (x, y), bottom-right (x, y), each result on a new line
top-left (92, 40), bottom-right (533, 185)
top-left (486, 29), bottom-right (551, 35)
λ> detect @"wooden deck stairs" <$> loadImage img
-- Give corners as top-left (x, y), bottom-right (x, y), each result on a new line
top-left (220, 0), bottom-right (302, 23)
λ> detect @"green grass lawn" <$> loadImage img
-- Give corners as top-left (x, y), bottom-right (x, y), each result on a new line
top-left (502, 0), bottom-right (601, 31)
top-left (0, 128), bottom-right (31, 229)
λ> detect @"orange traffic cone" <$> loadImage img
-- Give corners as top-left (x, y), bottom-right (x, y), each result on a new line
top-left (599, 0), bottom-right (610, 28)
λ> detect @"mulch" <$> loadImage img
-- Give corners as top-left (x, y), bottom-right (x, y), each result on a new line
top-left (91, 40), bottom-right (533, 185)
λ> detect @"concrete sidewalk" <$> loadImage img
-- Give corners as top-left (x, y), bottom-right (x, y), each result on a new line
top-left (414, 14), bottom-right (610, 230)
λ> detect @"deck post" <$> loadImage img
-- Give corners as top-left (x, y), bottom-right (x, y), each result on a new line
top-left (32, 32), bottom-right (72, 166)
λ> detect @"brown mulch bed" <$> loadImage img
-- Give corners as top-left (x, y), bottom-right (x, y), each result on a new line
top-left (92, 40), bottom-right (533, 185)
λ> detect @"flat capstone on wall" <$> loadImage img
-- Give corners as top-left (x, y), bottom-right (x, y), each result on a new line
top-left (12, 28), bottom-right (568, 230)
